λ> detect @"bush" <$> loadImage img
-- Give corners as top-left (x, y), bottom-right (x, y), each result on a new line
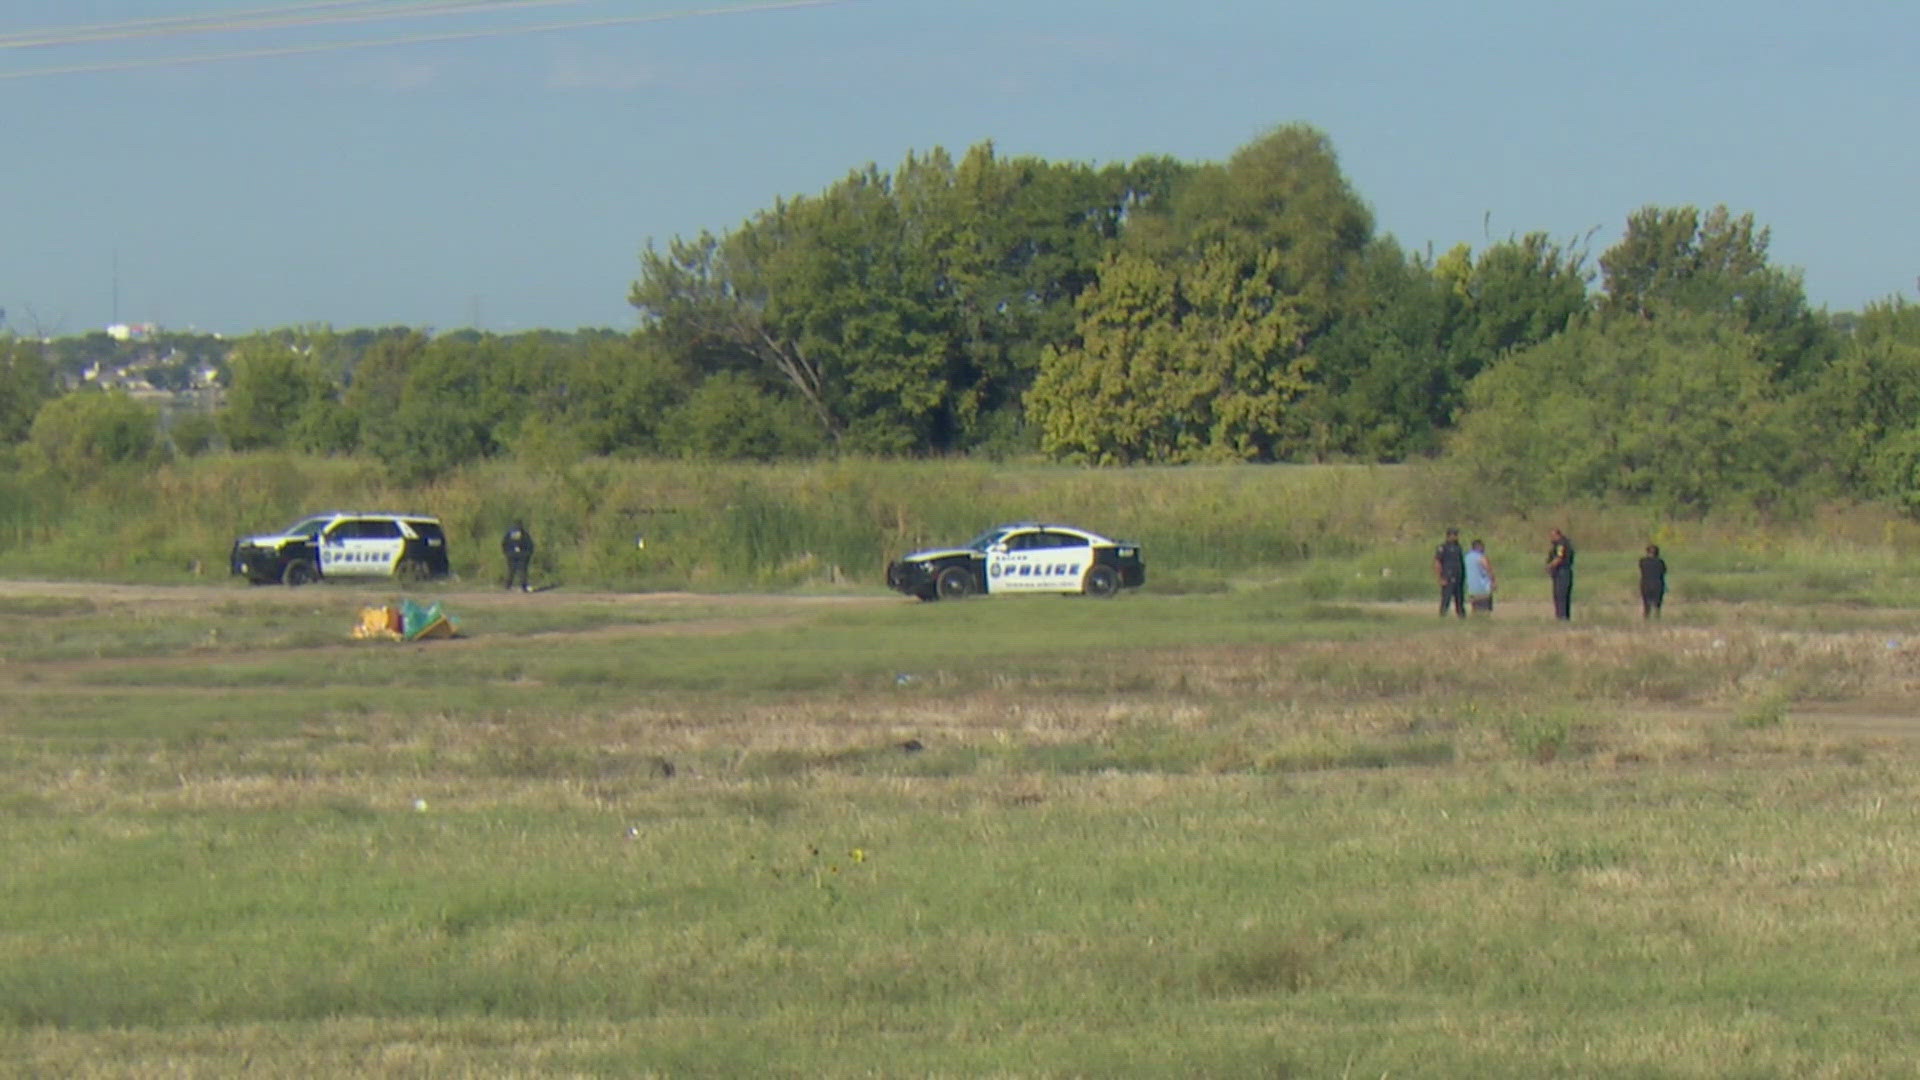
top-left (27, 390), bottom-right (160, 475)
top-left (665, 374), bottom-right (826, 461)
top-left (1447, 311), bottom-right (1805, 514)
top-left (167, 412), bottom-right (221, 457)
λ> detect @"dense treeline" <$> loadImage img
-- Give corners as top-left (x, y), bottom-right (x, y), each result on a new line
top-left (4, 123), bottom-right (1919, 517)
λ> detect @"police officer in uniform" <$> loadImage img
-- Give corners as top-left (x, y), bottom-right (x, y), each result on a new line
top-left (502, 521), bottom-right (535, 592)
top-left (1639, 544), bottom-right (1667, 618)
top-left (1434, 527), bottom-right (1466, 618)
top-left (1546, 527), bottom-right (1575, 620)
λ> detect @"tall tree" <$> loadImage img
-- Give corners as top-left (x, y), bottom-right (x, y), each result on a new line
top-left (1031, 124), bottom-right (1373, 462)
top-left (1799, 299), bottom-right (1920, 500)
top-left (1598, 205), bottom-right (1829, 380)
top-left (631, 143), bottom-right (1183, 454)
top-left (1025, 245), bottom-right (1313, 463)
top-left (218, 334), bottom-right (347, 452)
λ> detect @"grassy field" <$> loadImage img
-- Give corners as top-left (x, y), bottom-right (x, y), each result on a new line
top-left (6, 578), bottom-right (1920, 1077)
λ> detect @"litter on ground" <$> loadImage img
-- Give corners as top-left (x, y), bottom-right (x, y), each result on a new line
top-left (351, 600), bottom-right (458, 641)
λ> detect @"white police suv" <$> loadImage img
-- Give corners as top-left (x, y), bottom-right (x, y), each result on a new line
top-left (885, 522), bottom-right (1145, 601)
top-left (230, 511), bottom-right (452, 586)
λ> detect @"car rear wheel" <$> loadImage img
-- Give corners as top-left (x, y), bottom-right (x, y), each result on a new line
top-left (283, 558), bottom-right (318, 587)
top-left (395, 558), bottom-right (430, 582)
top-left (1082, 565), bottom-right (1120, 598)
top-left (935, 566), bottom-right (975, 600)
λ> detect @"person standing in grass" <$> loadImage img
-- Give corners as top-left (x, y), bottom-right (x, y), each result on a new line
top-left (1435, 527), bottom-right (1467, 618)
top-left (1546, 527), bottom-right (1575, 620)
top-left (1639, 544), bottom-right (1668, 618)
top-left (1466, 538), bottom-right (1496, 613)
top-left (502, 521), bottom-right (535, 593)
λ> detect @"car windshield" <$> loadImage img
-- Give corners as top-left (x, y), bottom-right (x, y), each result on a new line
top-left (965, 527), bottom-right (1013, 552)
top-left (281, 516), bottom-right (331, 538)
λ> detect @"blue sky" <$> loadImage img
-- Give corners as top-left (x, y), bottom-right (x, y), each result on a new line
top-left (1, 0), bottom-right (1913, 336)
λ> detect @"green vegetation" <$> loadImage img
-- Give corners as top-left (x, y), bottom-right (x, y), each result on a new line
top-left (11, 454), bottom-right (1920, 606)
top-left (6, 584), bottom-right (1920, 1074)
top-left (9, 123), bottom-right (1920, 523)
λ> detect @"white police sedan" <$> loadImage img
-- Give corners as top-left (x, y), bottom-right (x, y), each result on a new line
top-left (885, 522), bottom-right (1145, 601)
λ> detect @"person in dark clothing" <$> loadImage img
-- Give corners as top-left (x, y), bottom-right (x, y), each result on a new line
top-left (1434, 527), bottom-right (1466, 619)
top-left (502, 522), bottom-right (535, 592)
top-left (1639, 544), bottom-right (1668, 618)
top-left (1545, 528), bottom-right (1575, 620)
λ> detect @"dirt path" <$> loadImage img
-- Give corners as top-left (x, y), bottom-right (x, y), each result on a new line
top-left (0, 577), bottom-right (891, 611)
top-left (0, 578), bottom-right (901, 687)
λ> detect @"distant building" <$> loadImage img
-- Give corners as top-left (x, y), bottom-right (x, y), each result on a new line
top-left (106, 322), bottom-right (158, 342)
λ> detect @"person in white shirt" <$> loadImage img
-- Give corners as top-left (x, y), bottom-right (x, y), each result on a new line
top-left (1465, 538), bottom-right (1496, 614)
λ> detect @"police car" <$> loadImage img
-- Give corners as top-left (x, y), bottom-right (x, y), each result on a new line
top-left (886, 522), bottom-right (1145, 600)
top-left (230, 511), bottom-right (451, 586)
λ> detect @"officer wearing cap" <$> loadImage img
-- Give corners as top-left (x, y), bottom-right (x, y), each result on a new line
top-left (1434, 527), bottom-right (1466, 619)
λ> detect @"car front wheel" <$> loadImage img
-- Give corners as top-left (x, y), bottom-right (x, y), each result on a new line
top-left (935, 566), bottom-right (975, 600)
top-left (1082, 565), bottom-right (1120, 598)
top-left (283, 558), bottom-right (318, 587)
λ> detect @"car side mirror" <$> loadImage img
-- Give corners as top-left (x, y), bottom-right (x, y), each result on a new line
top-left (990, 543), bottom-right (1008, 555)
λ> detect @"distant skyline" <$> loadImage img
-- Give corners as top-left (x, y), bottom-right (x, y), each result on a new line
top-left (2, 0), bottom-right (1914, 337)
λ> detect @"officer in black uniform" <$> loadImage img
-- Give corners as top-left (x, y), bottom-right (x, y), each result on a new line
top-left (1546, 527), bottom-right (1575, 620)
top-left (502, 521), bottom-right (535, 592)
top-left (1434, 527), bottom-right (1466, 618)
top-left (1639, 544), bottom-right (1667, 618)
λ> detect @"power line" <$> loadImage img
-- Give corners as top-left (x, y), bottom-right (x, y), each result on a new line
top-left (0, 2), bottom-right (589, 50)
top-left (0, 0), bottom-right (847, 79)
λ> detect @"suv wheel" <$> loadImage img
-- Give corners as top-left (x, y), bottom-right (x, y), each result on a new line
top-left (283, 558), bottom-right (318, 587)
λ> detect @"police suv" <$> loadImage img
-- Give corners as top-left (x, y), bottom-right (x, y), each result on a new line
top-left (230, 511), bottom-right (452, 586)
top-left (886, 522), bottom-right (1145, 601)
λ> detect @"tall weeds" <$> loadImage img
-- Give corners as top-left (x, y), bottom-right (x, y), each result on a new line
top-left (1, 452), bottom-right (1912, 594)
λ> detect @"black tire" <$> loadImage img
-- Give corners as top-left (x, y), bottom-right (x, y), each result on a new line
top-left (1082, 565), bottom-right (1120, 598)
top-left (395, 558), bottom-right (430, 583)
top-left (935, 565), bottom-right (975, 600)
top-left (283, 558), bottom-right (318, 587)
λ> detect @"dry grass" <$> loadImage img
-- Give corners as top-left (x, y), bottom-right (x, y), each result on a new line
top-left (9, 586), bottom-right (1920, 1075)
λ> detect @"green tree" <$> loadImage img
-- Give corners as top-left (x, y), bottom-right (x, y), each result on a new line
top-left (664, 371), bottom-right (825, 460)
top-left (28, 389), bottom-right (160, 474)
top-left (218, 334), bottom-right (350, 452)
top-left (631, 142), bottom-right (1182, 453)
top-left (357, 334), bottom-right (528, 479)
top-left (1030, 124), bottom-right (1372, 462)
top-left (1443, 232), bottom-right (1592, 367)
top-left (1598, 205), bottom-right (1829, 380)
top-left (1295, 239), bottom-right (1455, 459)
top-left (1293, 232), bottom-right (1590, 461)
top-left (1448, 312), bottom-right (1803, 513)
top-left (548, 331), bottom-right (689, 455)
top-left (1026, 245), bottom-right (1312, 463)
top-left (340, 329), bottom-right (429, 449)
top-left (0, 336), bottom-right (56, 443)
top-left (1800, 299), bottom-right (1920, 500)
